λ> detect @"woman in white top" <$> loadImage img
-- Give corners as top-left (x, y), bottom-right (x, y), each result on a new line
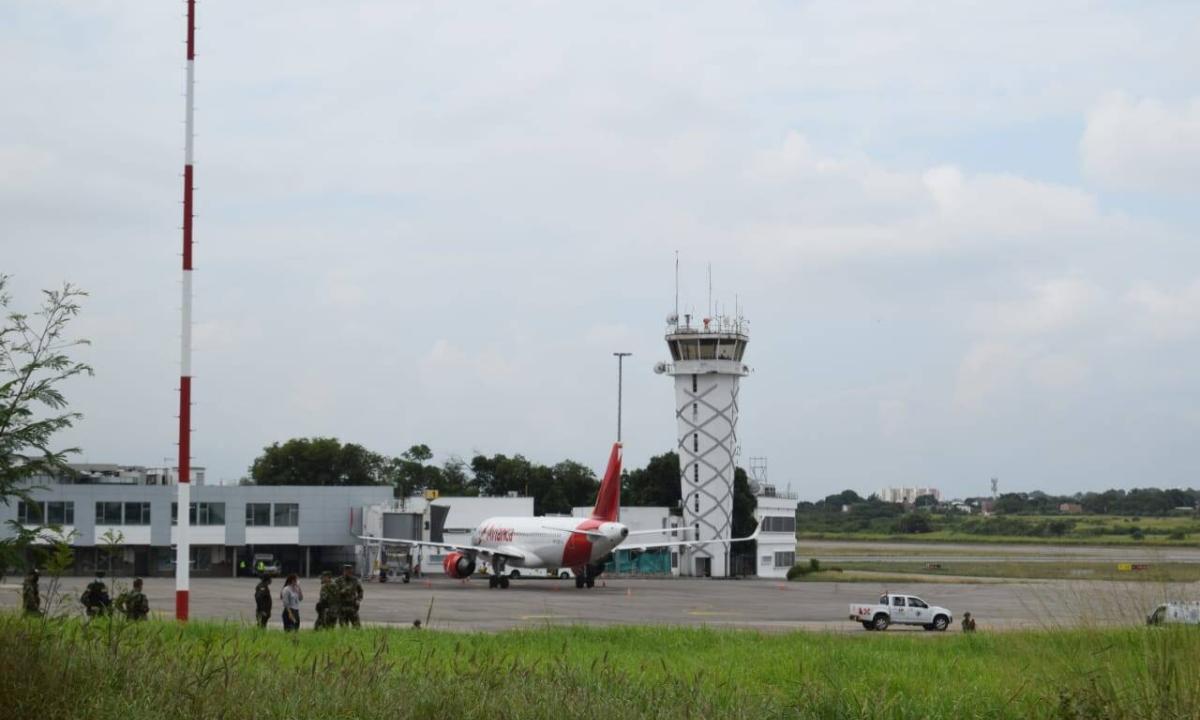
top-left (280, 573), bottom-right (303, 631)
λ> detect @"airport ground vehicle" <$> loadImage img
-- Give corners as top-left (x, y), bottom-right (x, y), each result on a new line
top-left (1147, 602), bottom-right (1200, 625)
top-left (849, 593), bottom-right (952, 631)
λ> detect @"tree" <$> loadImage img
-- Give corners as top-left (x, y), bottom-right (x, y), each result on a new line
top-left (248, 437), bottom-right (388, 485)
top-left (0, 277), bottom-right (91, 575)
top-left (895, 512), bottom-right (934, 534)
top-left (623, 451), bottom-right (681, 508)
top-left (730, 467), bottom-right (758, 573)
top-left (914, 494), bottom-right (939, 508)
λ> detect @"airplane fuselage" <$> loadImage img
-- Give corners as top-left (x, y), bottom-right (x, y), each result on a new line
top-left (470, 515), bottom-right (629, 569)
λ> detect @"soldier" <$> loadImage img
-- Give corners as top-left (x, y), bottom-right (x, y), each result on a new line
top-left (22, 568), bottom-right (41, 616)
top-left (314, 572), bottom-right (335, 630)
top-left (961, 611), bottom-right (977, 633)
top-left (334, 563), bottom-right (363, 627)
top-left (254, 574), bottom-right (272, 628)
top-left (81, 571), bottom-right (112, 618)
top-left (116, 578), bottom-right (150, 621)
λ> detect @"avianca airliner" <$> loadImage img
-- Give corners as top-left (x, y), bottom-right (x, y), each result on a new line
top-left (359, 442), bottom-right (758, 589)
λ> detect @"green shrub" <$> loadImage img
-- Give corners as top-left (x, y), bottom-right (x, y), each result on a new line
top-left (786, 564), bottom-right (809, 581)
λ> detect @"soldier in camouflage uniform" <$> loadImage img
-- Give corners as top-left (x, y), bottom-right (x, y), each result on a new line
top-left (334, 563), bottom-right (363, 627)
top-left (22, 568), bottom-right (41, 616)
top-left (313, 572), bottom-right (335, 630)
top-left (116, 578), bottom-right (150, 621)
top-left (81, 571), bottom-right (112, 617)
top-left (254, 574), bottom-right (272, 628)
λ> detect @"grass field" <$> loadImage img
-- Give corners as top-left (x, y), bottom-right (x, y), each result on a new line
top-left (816, 562), bottom-right (1200, 583)
top-left (2, 613), bottom-right (1198, 719)
top-left (796, 514), bottom-right (1200, 547)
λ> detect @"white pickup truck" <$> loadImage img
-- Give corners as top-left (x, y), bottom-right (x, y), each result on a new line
top-left (849, 593), bottom-right (953, 631)
top-left (1147, 602), bottom-right (1200, 626)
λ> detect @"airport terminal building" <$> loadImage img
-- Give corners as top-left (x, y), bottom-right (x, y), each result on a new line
top-left (2, 463), bottom-right (799, 579)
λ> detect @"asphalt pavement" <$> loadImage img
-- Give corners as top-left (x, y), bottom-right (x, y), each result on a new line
top-left (1, 574), bottom-right (1183, 632)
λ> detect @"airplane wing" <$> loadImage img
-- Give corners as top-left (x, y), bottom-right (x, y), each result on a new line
top-left (620, 520), bottom-right (761, 552)
top-left (356, 534), bottom-right (527, 561)
top-left (625, 528), bottom-right (694, 538)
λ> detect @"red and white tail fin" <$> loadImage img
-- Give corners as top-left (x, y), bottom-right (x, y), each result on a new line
top-left (589, 442), bottom-right (622, 522)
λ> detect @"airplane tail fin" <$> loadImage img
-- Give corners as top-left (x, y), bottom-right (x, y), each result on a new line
top-left (589, 442), bottom-right (623, 522)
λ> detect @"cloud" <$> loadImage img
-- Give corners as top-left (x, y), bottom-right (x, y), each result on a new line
top-left (1081, 92), bottom-right (1200, 193)
top-left (1126, 280), bottom-right (1200, 340)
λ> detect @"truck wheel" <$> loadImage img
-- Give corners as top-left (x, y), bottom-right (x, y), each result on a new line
top-left (559, 571), bottom-right (571, 580)
top-left (509, 570), bottom-right (520, 579)
top-left (861, 621), bottom-right (874, 631)
top-left (402, 573), bottom-right (410, 584)
top-left (933, 615), bottom-right (949, 631)
top-left (872, 614), bottom-right (890, 631)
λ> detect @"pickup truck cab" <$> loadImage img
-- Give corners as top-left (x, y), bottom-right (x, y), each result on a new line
top-left (1147, 602), bottom-right (1200, 626)
top-left (849, 593), bottom-right (953, 631)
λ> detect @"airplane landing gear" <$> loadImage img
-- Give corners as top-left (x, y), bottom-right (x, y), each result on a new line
top-left (489, 559), bottom-right (512, 589)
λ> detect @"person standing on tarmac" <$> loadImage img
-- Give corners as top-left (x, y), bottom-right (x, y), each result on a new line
top-left (334, 563), bottom-right (363, 627)
top-left (116, 578), bottom-right (150, 621)
top-left (280, 574), bottom-right (302, 632)
top-left (22, 568), bottom-right (41, 616)
top-left (314, 572), bottom-right (335, 630)
top-left (82, 571), bottom-right (112, 617)
top-left (254, 574), bottom-right (272, 628)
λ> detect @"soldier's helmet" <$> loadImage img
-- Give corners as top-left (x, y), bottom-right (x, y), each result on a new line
top-left (96, 570), bottom-right (106, 579)
top-left (320, 571), bottom-right (332, 579)
top-left (259, 573), bottom-right (271, 583)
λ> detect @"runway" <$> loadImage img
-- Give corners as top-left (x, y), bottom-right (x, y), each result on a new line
top-left (2, 574), bottom-right (1183, 632)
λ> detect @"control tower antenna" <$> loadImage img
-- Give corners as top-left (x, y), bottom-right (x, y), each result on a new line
top-left (674, 250), bottom-right (679, 320)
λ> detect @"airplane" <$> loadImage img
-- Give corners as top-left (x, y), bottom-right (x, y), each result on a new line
top-left (358, 442), bottom-right (760, 589)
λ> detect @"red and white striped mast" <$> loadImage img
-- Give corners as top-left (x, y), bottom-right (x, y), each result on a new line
top-left (175, 0), bottom-right (197, 621)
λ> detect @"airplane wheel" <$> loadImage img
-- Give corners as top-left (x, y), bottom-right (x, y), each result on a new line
top-left (500, 576), bottom-right (510, 589)
top-left (585, 579), bottom-right (595, 589)
top-left (488, 576), bottom-right (498, 589)
top-left (575, 577), bottom-right (585, 589)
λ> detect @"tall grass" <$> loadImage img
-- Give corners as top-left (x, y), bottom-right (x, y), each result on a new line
top-left (0, 613), bottom-right (1196, 719)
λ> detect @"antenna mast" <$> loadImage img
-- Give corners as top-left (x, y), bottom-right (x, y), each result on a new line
top-left (707, 263), bottom-right (712, 318)
top-left (175, 0), bottom-right (197, 622)
top-left (674, 251), bottom-right (679, 319)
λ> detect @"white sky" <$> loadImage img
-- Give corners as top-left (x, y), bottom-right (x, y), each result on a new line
top-left (3, 1), bottom-right (1199, 498)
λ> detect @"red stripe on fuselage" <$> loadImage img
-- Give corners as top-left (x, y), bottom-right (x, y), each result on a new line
top-left (561, 518), bottom-right (602, 567)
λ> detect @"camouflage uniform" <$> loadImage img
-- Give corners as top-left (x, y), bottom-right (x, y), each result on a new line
top-left (81, 578), bottom-right (112, 617)
top-left (22, 571), bottom-right (41, 616)
top-left (254, 577), bottom-right (272, 628)
top-left (314, 573), bottom-right (336, 630)
top-left (334, 572), bottom-right (363, 627)
top-left (116, 581), bottom-right (150, 621)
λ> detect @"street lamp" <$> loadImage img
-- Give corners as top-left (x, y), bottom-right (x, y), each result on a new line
top-left (613, 352), bottom-right (632, 442)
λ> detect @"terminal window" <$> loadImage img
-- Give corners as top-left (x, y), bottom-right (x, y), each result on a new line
top-left (761, 516), bottom-right (795, 533)
top-left (123, 502), bottom-right (151, 525)
top-left (172, 502), bottom-right (226, 526)
top-left (95, 502), bottom-right (123, 525)
top-left (273, 503), bottom-right (299, 527)
top-left (46, 501), bottom-right (74, 525)
top-left (17, 501), bottom-right (42, 524)
top-left (245, 503), bottom-right (272, 527)
top-left (773, 551), bottom-right (795, 568)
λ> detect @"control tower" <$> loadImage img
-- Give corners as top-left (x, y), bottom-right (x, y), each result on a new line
top-left (655, 310), bottom-right (749, 577)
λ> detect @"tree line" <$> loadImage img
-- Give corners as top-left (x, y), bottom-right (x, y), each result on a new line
top-left (247, 439), bottom-right (757, 532)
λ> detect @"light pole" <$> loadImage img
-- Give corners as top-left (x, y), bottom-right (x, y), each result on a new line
top-left (613, 352), bottom-right (632, 442)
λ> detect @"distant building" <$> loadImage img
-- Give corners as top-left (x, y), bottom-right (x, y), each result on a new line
top-left (1058, 503), bottom-right (1084, 514)
top-left (63, 463), bottom-right (206, 486)
top-left (878, 487), bottom-right (941, 504)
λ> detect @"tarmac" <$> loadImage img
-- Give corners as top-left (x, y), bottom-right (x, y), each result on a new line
top-left (1, 574), bottom-right (1183, 632)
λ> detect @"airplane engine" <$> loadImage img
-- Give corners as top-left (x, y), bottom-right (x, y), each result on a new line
top-left (442, 551), bottom-right (476, 579)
